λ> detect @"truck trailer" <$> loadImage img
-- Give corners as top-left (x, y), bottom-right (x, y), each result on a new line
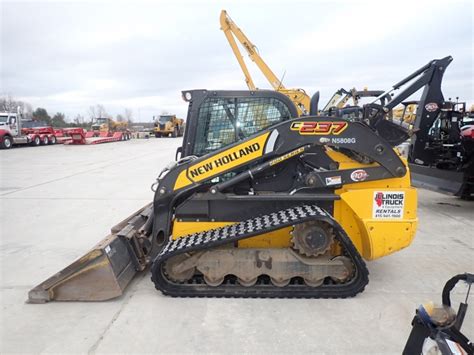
top-left (0, 112), bottom-right (58, 149)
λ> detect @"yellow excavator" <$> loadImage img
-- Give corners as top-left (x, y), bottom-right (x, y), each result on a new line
top-left (220, 10), bottom-right (311, 115)
top-left (220, 10), bottom-right (386, 117)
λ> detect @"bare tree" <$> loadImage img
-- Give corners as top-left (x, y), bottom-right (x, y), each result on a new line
top-left (116, 114), bottom-right (125, 122)
top-left (88, 105), bottom-right (97, 119)
top-left (124, 108), bottom-right (133, 122)
top-left (0, 95), bottom-right (32, 118)
top-left (88, 104), bottom-right (108, 119)
top-left (0, 95), bottom-right (16, 111)
top-left (72, 114), bottom-right (90, 128)
top-left (73, 114), bottom-right (84, 125)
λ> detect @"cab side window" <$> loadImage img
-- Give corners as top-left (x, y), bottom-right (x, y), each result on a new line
top-left (193, 96), bottom-right (292, 156)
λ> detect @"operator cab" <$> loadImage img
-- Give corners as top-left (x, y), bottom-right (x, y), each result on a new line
top-left (92, 117), bottom-right (108, 130)
top-left (94, 117), bottom-right (108, 125)
top-left (0, 113), bottom-right (17, 129)
top-left (0, 114), bottom-right (9, 126)
top-left (176, 90), bottom-right (297, 159)
top-left (157, 115), bottom-right (174, 124)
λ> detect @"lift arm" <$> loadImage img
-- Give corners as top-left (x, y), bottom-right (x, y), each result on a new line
top-left (220, 10), bottom-right (310, 115)
top-left (362, 56), bottom-right (453, 153)
top-left (379, 56), bottom-right (452, 113)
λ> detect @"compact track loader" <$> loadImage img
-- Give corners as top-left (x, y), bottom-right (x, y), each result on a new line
top-left (28, 57), bottom-right (466, 301)
top-left (28, 84), bottom-right (420, 302)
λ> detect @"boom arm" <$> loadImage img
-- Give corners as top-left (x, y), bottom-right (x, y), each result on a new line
top-left (220, 10), bottom-right (284, 90)
top-left (220, 10), bottom-right (310, 115)
top-left (220, 12), bottom-right (256, 91)
top-left (378, 56), bottom-right (452, 112)
top-left (363, 56), bottom-right (453, 161)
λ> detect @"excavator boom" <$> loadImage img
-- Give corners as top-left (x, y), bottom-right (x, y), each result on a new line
top-left (220, 10), bottom-right (283, 90)
top-left (220, 10), bottom-right (310, 115)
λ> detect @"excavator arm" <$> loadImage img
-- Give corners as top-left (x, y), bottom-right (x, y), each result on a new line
top-left (220, 11), bottom-right (256, 91)
top-left (220, 10), bottom-right (310, 115)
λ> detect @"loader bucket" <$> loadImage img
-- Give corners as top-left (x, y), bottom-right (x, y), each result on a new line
top-left (375, 119), bottom-right (411, 147)
top-left (28, 203), bottom-right (153, 303)
top-left (409, 164), bottom-right (465, 196)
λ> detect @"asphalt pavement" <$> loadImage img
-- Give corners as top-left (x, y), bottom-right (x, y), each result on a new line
top-left (1, 138), bottom-right (472, 354)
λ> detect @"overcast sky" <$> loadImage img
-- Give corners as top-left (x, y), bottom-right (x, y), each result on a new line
top-left (1, 0), bottom-right (472, 122)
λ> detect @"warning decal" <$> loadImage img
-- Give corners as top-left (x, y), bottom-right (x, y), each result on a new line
top-left (372, 191), bottom-right (405, 219)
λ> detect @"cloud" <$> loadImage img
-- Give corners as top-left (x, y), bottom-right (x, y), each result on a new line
top-left (1, 0), bottom-right (472, 121)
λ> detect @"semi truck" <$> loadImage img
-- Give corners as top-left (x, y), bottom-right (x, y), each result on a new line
top-left (0, 111), bottom-right (57, 149)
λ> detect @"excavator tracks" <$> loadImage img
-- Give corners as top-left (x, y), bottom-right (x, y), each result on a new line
top-left (151, 205), bottom-right (369, 298)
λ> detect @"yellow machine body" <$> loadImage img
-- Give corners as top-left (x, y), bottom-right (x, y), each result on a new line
top-left (328, 150), bottom-right (417, 260)
top-left (172, 148), bottom-right (417, 261)
top-left (92, 118), bottom-right (129, 135)
top-left (152, 115), bottom-right (184, 137)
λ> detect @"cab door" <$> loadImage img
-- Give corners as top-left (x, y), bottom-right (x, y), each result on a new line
top-left (9, 116), bottom-right (19, 136)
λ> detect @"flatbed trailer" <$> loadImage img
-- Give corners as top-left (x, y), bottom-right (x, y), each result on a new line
top-left (61, 128), bottom-right (131, 145)
top-left (21, 126), bottom-right (59, 145)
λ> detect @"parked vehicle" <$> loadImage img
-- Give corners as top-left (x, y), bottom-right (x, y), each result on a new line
top-left (91, 117), bottom-right (131, 140)
top-left (152, 114), bottom-right (184, 137)
top-left (0, 111), bottom-right (57, 149)
top-left (59, 127), bottom-right (130, 145)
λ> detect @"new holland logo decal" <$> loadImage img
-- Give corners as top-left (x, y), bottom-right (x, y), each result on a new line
top-left (189, 143), bottom-right (260, 178)
top-left (290, 121), bottom-right (348, 135)
top-left (173, 132), bottom-right (270, 190)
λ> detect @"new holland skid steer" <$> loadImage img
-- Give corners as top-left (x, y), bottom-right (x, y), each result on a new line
top-left (28, 87), bottom-right (416, 301)
top-left (32, 55), bottom-right (474, 302)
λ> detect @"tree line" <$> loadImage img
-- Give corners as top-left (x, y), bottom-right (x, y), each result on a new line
top-left (0, 96), bottom-right (134, 129)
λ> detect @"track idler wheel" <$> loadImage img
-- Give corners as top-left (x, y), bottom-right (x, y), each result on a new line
top-left (292, 221), bottom-right (334, 257)
top-left (163, 254), bottom-right (196, 283)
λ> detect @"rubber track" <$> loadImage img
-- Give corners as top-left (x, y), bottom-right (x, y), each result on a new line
top-left (151, 205), bottom-right (369, 298)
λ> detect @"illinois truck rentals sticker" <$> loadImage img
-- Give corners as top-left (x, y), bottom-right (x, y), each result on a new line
top-left (373, 191), bottom-right (405, 219)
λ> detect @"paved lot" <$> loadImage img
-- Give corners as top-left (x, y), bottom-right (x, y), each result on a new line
top-left (0, 138), bottom-right (472, 354)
